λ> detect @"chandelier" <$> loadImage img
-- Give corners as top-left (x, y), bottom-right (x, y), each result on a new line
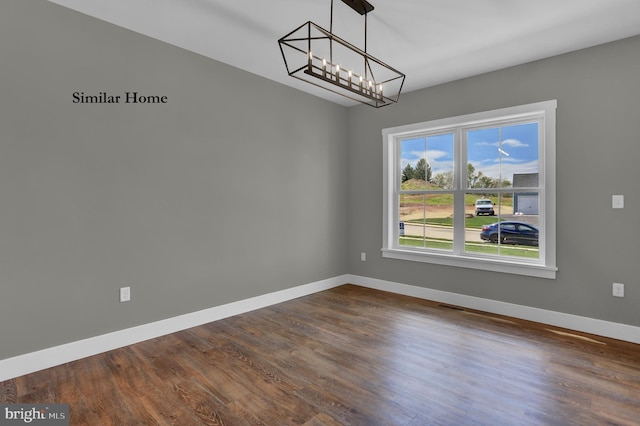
top-left (278, 0), bottom-right (405, 108)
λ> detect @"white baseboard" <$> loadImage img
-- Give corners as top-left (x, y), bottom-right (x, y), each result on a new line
top-left (0, 275), bottom-right (347, 382)
top-left (348, 274), bottom-right (640, 345)
top-left (3, 273), bottom-right (638, 382)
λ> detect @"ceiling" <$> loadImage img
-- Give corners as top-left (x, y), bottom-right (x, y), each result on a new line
top-left (48, 0), bottom-right (640, 106)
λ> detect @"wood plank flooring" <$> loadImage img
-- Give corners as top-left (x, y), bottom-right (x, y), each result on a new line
top-left (2, 284), bottom-right (640, 425)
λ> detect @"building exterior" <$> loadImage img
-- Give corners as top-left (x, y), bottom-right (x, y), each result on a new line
top-left (513, 173), bottom-right (539, 215)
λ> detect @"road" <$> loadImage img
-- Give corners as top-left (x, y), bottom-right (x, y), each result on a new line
top-left (403, 223), bottom-right (482, 242)
top-left (402, 215), bottom-right (539, 243)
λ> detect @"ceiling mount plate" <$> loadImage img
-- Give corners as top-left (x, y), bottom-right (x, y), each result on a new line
top-left (341, 0), bottom-right (374, 15)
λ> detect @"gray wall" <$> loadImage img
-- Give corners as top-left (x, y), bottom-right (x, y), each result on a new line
top-left (348, 35), bottom-right (640, 327)
top-left (0, 0), bottom-right (349, 359)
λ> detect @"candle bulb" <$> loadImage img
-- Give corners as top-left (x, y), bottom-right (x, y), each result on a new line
top-left (359, 76), bottom-right (363, 92)
top-left (308, 51), bottom-right (312, 71)
top-left (322, 58), bottom-right (327, 78)
top-left (348, 70), bottom-right (352, 88)
top-left (335, 65), bottom-right (340, 83)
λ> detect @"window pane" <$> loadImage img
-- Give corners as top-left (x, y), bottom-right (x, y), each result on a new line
top-left (401, 134), bottom-right (454, 190)
top-left (399, 193), bottom-right (424, 247)
top-left (466, 123), bottom-right (539, 190)
top-left (427, 133), bottom-right (455, 190)
top-left (399, 193), bottom-right (453, 250)
top-left (466, 193), bottom-right (539, 259)
top-left (465, 193), bottom-right (499, 254)
top-left (514, 191), bottom-right (539, 215)
top-left (425, 193), bottom-right (453, 250)
top-left (401, 137), bottom-right (426, 190)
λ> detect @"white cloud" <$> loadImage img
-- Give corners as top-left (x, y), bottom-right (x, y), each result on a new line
top-left (475, 138), bottom-right (529, 148)
top-left (502, 139), bottom-right (529, 148)
top-left (427, 150), bottom-right (449, 161)
top-left (499, 157), bottom-right (525, 164)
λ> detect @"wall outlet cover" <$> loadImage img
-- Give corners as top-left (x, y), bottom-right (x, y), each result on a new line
top-left (120, 286), bottom-right (131, 302)
top-left (612, 283), bottom-right (624, 298)
top-left (612, 195), bottom-right (624, 209)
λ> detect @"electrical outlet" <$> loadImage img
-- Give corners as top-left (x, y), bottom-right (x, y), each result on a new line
top-left (361, 252), bottom-right (366, 261)
top-left (120, 286), bottom-right (131, 302)
top-left (612, 283), bottom-right (624, 298)
top-left (612, 195), bottom-right (624, 209)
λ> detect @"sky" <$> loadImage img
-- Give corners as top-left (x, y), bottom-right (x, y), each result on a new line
top-left (401, 122), bottom-right (539, 185)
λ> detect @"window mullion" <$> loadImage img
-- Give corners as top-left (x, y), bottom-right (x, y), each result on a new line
top-left (453, 128), bottom-right (465, 254)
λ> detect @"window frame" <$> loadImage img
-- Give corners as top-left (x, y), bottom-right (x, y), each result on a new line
top-left (382, 100), bottom-right (557, 279)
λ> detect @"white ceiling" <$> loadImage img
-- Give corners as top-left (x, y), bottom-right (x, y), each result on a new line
top-left (48, 0), bottom-right (640, 106)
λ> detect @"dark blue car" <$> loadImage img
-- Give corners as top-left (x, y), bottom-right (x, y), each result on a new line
top-left (480, 221), bottom-right (539, 246)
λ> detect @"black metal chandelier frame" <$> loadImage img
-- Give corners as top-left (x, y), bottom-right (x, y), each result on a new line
top-left (278, 0), bottom-right (405, 108)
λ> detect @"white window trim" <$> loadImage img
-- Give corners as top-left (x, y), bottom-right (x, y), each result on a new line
top-left (382, 100), bottom-right (557, 279)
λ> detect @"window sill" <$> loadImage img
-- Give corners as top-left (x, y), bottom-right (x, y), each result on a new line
top-left (381, 248), bottom-right (557, 279)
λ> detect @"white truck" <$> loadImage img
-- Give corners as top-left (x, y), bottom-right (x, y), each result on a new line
top-left (474, 199), bottom-right (495, 216)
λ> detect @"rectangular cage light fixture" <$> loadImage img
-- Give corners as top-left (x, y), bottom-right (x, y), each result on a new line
top-left (278, 0), bottom-right (405, 108)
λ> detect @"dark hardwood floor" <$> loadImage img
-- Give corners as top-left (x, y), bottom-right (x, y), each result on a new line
top-left (2, 285), bottom-right (639, 425)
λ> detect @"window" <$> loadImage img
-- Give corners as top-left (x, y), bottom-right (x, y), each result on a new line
top-left (382, 101), bottom-right (557, 279)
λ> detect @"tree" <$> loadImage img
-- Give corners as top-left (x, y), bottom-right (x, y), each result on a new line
top-left (467, 163), bottom-right (477, 188)
top-left (432, 171), bottom-right (453, 190)
top-left (476, 174), bottom-right (494, 188)
top-left (466, 163), bottom-right (512, 188)
top-left (402, 163), bottom-right (414, 182)
top-left (414, 158), bottom-right (432, 182)
top-left (473, 173), bottom-right (513, 189)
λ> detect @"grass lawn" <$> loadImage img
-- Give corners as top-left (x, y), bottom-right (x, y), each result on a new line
top-left (399, 236), bottom-right (539, 259)
top-left (399, 236), bottom-right (453, 250)
top-left (400, 179), bottom-right (514, 207)
top-left (405, 216), bottom-right (500, 229)
top-left (464, 242), bottom-right (539, 259)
